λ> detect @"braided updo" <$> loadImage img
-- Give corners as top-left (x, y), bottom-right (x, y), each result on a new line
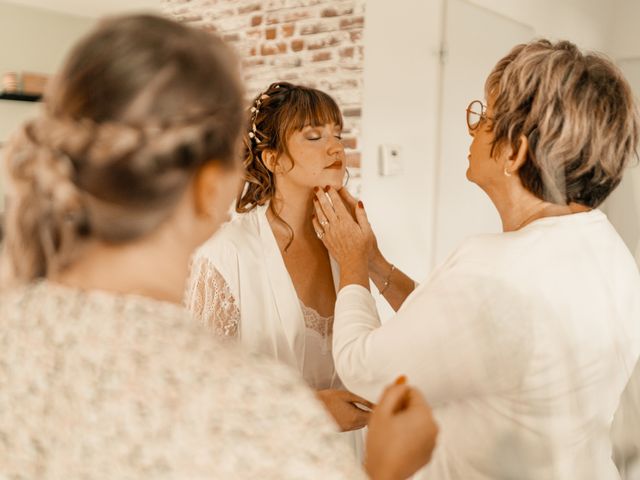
top-left (1, 14), bottom-right (244, 285)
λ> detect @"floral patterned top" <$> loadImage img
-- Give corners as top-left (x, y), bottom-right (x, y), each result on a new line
top-left (0, 281), bottom-right (366, 479)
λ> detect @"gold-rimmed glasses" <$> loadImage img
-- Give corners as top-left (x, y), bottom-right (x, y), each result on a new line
top-left (466, 100), bottom-right (493, 131)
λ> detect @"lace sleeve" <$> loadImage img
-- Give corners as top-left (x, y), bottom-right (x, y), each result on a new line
top-left (186, 258), bottom-right (240, 339)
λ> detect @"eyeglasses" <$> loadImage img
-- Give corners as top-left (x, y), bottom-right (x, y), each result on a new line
top-left (466, 100), bottom-right (493, 131)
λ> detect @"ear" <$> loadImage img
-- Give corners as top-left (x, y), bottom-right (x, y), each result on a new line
top-left (261, 149), bottom-right (278, 173)
top-left (193, 162), bottom-right (223, 218)
top-left (505, 135), bottom-right (529, 176)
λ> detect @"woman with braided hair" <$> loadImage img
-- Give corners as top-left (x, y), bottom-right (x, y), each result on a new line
top-left (0, 15), bottom-right (438, 479)
top-left (186, 82), bottom-right (373, 441)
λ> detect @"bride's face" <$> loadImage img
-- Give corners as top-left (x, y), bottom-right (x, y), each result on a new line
top-left (275, 123), bottom-right (346, 190)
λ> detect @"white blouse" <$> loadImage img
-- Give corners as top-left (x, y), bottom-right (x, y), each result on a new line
top-left (333, 210), bottom-right (640, 480)
top-left (0, 281), bottom-right (365, 479)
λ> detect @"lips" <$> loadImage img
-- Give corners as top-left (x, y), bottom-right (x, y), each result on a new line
top-left (325, 160), bottom-right (343, 169)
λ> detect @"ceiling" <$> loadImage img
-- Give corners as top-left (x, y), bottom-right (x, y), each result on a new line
top-left (0, 0), bottom-right (160, 18)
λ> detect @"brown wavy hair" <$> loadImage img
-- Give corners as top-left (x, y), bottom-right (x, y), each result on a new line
top-left (486, 39), bottom-right (639, 207)
top-left (237, 82), bottom-right (343, 251)
top-left (237, 82), bottom-right (343, 213)
top-left (1, 14), bottom-right (244, 284)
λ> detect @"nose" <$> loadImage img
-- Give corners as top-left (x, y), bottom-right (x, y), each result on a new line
top-left (328, 135), bottom-right (345, 156)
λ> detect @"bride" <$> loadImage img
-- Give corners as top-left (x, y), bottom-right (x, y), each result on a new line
top-left (187, 82), bottom-right (372, 434)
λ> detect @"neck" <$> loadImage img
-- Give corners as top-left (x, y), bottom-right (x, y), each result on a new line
top-left (489, 185), bottom-right (590, 232)
top-left (268, 186), bottom-right (317, 240)
top-left (52, 227), bottom-right (192, 305)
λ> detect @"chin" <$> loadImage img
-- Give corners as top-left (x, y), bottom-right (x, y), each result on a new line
top-left (322, 170), bottom-right (346, 188)
top-left (466, 167), bottom-right (475, 183)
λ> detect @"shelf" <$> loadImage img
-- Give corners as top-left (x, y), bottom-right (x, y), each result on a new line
top-left (0, 92), bottom-right (42, 102)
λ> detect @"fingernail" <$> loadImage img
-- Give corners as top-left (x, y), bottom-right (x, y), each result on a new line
top-left (395, 375), bottom-right (407, 385)
top-left (358, 200), bottom-right (364, 208)
top-left (323, 185), bottom-right (330, 193)
top-left (313, 186), bottom-right (319, 193)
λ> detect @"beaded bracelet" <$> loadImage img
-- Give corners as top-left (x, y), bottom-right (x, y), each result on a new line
top-left (379, 264), bottom-right (396, 295)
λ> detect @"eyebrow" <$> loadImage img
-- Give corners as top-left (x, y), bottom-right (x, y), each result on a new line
top-left (303, 123), bottom-right (341, 130)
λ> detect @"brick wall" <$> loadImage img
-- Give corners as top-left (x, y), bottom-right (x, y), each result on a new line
top-left (162, 0), bottom-right (366, 184)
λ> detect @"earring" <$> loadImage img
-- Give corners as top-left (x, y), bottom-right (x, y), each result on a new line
top-left (504, 167), bottom-right (512, 177)
top-left (343, 168), bottom-right (351, 187)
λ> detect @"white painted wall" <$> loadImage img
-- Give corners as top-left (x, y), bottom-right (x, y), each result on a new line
top-left (2, 0), bottom-right (160, 19)
top-left (0, 2), bottom-right (94, 210)
top-left (603, 0), bottom-right (640, 265)
top-left (0, 2), bottom-right (93, 143)
top-left (360, 0), bottom-right (443, 317)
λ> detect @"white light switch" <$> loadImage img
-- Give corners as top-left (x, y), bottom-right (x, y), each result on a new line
top-left (378, 144), bottom-right (403, 177)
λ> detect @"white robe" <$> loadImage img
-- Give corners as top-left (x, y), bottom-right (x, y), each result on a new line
top-left (186, 204), bottom-right (363, 453)
top-left (188, 204), bottom-right (341, 372)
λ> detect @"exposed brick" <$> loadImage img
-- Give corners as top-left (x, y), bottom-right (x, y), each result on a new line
top-left (246, 28), bottom-right (262, 39)
top-left (342, 137), bottom-right (357, 149)
top-left (299, 19), bottom-right (338, 35)
top-left (281, 24), bottom-right (295, 37)
top-left (343, 107), bottom-right (361, 117)
top-left (265, 27), bottom-right (277, 40)
top-left (312, 51), bottom-right (332, 62)
top-left (306, 33), bottom-right (344, 50)
top-left (339, 46), bottom-right (355, 58)
top-left (322, 6), bottom-right (354, 17)
top-left (266, 10), bottom-right (312, 25)
top-left (242, 58), bottom-right (266, 68)
top-left (346, 152), bottom-right (361, 168)
top-left (164, 0), bottom-right (365, 179)
top-left (340, 16), bottom-right (364, 30)
top-left (291, 39), bottom-right (305, 52)
top-left (261, 44), bottom-right (279, 56)
top-left (223, 33), bottom-right (240, 43)
top-left (349, 30), bottom-right (362, 42)
top-left (173, 13), bottom-right (202, 23)
top-left (238, 3), bottom-right (261, 14)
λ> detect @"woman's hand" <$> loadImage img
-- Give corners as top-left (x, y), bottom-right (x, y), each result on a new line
top-left (312, 186), bottom-right (373, 289)
top-left (365, 378), bottom-right (438, 480)
top-left (316, 389), bottom-right (375, 432)
top-left (334, 187), bottom-right (382, 264)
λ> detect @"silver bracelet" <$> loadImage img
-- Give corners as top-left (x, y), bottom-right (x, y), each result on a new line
top-left (379, 264), bottom-right (396, 295)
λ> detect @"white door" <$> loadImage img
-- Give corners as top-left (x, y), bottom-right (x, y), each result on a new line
top-left (432, 0), bottom-right (534, 265)
top-left (604, 58), bottom-right (640, 265)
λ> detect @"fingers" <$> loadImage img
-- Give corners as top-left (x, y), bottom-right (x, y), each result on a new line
top-left (338, 186), bottom-right (358, 210)
top-left (350, 406), bottom-right (371, 428)
top-left (340, 391), bottom-right (375, 409)
top-left (324, 187), bottom-right (351, 219)
top-left (311, 215), bottom-right (326, 242)
top-left (313, 187), bottom-right (338, 223)
top-left (312, 203), bottom-right (330, 233)
top-left (375, 383), bottom-right (412, 416)
top-left (355, 200), bottom-right (373, 233)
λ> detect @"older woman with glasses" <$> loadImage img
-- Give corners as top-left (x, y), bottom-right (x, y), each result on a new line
top-left (312, 39), bottom-right (640, 479)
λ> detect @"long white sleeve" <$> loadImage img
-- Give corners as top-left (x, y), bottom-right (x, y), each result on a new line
top-left (333, 268), bottom-right (533, 405)
top-left (186, 257), bottom-right (240, 339)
